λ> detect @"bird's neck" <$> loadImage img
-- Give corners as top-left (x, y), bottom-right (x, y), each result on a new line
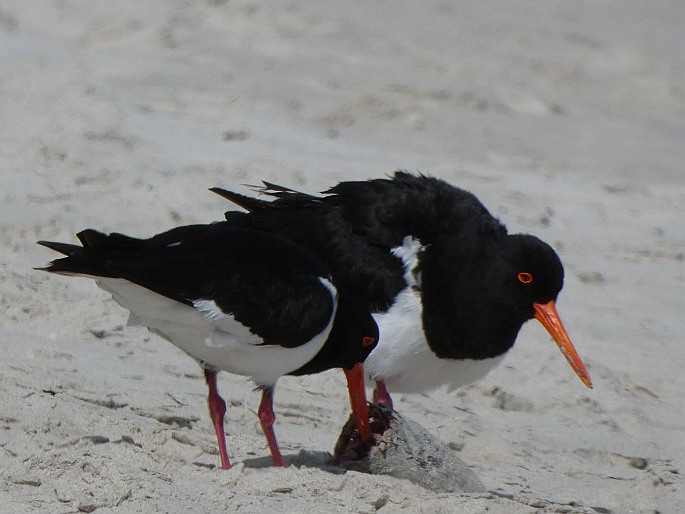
top-left (418, 245), bottom-right (522, 360)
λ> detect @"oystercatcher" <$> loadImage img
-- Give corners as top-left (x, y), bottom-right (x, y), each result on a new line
top-left (37, 223), bottom-right (378, 469)
top-left (211, 171), bottom-right (592, 408)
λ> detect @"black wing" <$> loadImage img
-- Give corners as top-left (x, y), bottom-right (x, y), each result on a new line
top-left (211, 171), bottom-right (506, 311)
top-left (211, 185), bottom-right (406, 312)
top-left (38, 224), bottom-right (335, 349)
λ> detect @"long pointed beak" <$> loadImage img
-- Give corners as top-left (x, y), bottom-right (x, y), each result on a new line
top-left (533, 300), bottom-right (593, 388)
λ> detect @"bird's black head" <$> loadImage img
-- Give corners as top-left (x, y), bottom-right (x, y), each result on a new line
top-left (423, 233), bottom-right (563, 339)
top-left (493, 234), bottom-right (565, 319)
top-left (487, 233), bottom-right (592, 387)
top-left (422, 231), bottom-right (591, 387)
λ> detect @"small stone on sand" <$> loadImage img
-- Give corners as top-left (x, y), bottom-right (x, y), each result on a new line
top-left (335, 404), bottom-right (485, 493)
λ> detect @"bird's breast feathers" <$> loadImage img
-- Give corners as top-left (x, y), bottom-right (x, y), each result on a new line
top-left (365, 237), bottom-right (505, 393)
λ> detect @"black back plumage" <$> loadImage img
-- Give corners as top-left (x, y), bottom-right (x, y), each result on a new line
top-left (212, 171), bottom-right (567, 361)
top-left (39, 224), bottom-right (335, 349)
top-left (39, 223), bottom-right (379, 373)
top-left (211, 184), bottom-right (406, 313)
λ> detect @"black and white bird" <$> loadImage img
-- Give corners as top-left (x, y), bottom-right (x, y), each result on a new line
top-left (211, 171), bottom-right (592, 409)
top-left (37, 223), bottom-right (378, 469)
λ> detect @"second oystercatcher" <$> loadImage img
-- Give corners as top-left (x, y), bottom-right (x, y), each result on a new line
top-left (211, 171), bottom-right (592, 408)
top-left (37, 222), bottom-right (378, 469)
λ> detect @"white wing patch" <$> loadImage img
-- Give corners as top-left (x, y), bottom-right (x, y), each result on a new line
top-left (391, 236), bottom-right (424, 287)
top-left (317, 276), bottom-right (337, 302)
top-left (94, 276), bottom-right (337, 388)
top-left (193, 299), bottom-right (227, 321)
top-left (192, 299), bottom-right (263, 347)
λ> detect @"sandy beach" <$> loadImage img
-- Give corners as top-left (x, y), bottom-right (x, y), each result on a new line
top-left (1, 1), bottom-right (684, 512)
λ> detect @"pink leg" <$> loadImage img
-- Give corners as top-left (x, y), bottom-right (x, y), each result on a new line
top-left (258, 387), bottom-right (287, 467)
top-left (343, 363), bottom-right (371, 443)
top-left (372, 380), bottom-right (394, 409)
top-left (204, 369), bottom-right (231, 470)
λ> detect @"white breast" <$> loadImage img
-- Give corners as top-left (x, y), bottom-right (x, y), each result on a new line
top-left (365, 287), bottom-right (504, 393)
top-left (95, 278), bottom-right (336, 387)
top-left (364, 236), bottom-right (505, 393)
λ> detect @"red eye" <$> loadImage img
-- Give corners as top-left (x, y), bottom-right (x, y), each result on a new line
top-left (518, 272), bottom-right (533, 284)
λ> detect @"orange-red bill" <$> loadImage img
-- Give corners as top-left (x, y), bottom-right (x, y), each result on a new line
top-left (343, 362), bottom-right (372, 442)
top-left (533, 300), bottom-right (593, 388)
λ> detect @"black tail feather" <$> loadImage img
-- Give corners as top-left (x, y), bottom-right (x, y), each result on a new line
top-left (257, 181), bottom-right (320, 201)
top-left (76, 229), bottom-right (109, 248)
top-left (36, 235), bottom-right (115, 277)
top-left (36, 240), bottom-right (81, 256)
top-left (210, 183), bottom-right (322, 219)
top-left (209, 187), bottom-right (269, 213)
top-left (35, 257), bottom-right (87, 275)
top-left (260, 180), bottom-right (292, 192)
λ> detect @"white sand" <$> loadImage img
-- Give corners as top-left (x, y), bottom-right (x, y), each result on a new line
top-left (1, 1), bottom-right (683, 512)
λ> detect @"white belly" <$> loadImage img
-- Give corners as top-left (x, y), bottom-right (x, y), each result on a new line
top-left (365, 287), bottom-right (504, 393)
top-left (96, 278), bottom-right (333, 387)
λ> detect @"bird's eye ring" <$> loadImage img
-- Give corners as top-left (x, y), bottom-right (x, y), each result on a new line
top-left (517, 272), bottom-right (533, 284)
top-left (362, 336), bottom-right (375, 347)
